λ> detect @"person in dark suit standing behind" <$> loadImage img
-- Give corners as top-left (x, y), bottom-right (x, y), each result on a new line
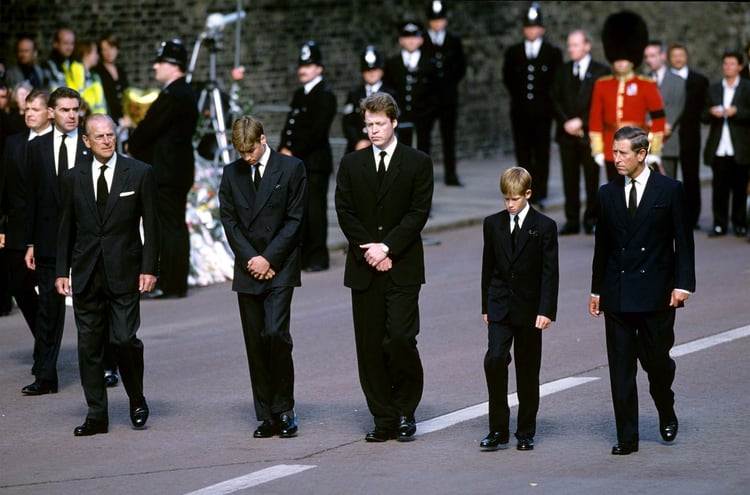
top-left (668, 44), bottom-right (709, 230)
top-left (551, 29), bottom-right (610, 235)
top-left (342, 46), bottom-right (396, 154)
top-left (220, 116), bottom-right (306, 439)
top-left (279, 41), bottom-right (336, 273)
top-left (503, 2), bottom-right (562, 206)
top-left (55, 114), bottom-right (159, 436)
top-left (129, 39), bottom-right (198, 298)
top-left (23, 87), bottom-right (90, 396)
top-left (590, 126), bottom-right (695, 456)
top-left (701, 49), bottom-right (750, 239)
top-left (480, 166), bottom-right (558, 452)
top-left (335, 92), bottom-right (433, 443)
top-left (423, 0), bottom-right (466, 186)
top-left (0, 88), bottom-right (51, 337)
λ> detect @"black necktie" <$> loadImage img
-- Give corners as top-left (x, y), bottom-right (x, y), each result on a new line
top-left (377, 151), bottom-right (387, 186)
top-left (97, 164), bottom-right (108, 219)
top-left (511, 215), bottom-right (520, 249)
top-left (253, 164), bottom-right (262, 190)
top-left (58, 133), bottom-right (68, 174)
top-left (628, 179), bottom-right (638, 219)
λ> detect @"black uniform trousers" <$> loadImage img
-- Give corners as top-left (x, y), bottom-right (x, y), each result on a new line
top-left (4, 249), bottom-right (38, 335)
top-left (484, 317), bottom-right (542, 440)
top-left (510, 113), bottom-right (552, 201)
top-left (351, 275), bottom-right (423, 430)
top-left (301, 171), bottom-right (330, 270)
top-left (237, 287), bottom-right (295, 421)
top-left (75, 256), bottom-right (145, 422)
top-left (559, 139), bottom-right (600, 231)
top-left (32, 257), bottom-right (66, 383)
top-left (423, 105), bottom-right (459, 182)
top-left (155, 187), bottom-right (189, 295)
top-left (604, 309), bottom-right (676, 444)
top-left (710, 156), bottom-right (749, 231)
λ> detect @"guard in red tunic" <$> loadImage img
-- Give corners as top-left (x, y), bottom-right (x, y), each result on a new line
top-left (589, 11), bottom-right (666, 181)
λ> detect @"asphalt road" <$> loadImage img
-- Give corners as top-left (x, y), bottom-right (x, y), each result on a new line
top-left (2, 190), bottom-right (749, 494)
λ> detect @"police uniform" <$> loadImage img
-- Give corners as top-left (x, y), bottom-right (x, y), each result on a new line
top-left (384, 21), bottom-right (436, 151)
top-left (502, 3), bottom-right (563, 202)
top-left (422, 0), bottom-right (467, 185)
top-left (279, 41), bottom-right (337, 271)
top-left (342, 46), bottom-right (397, 154)
top-left (588, 11), bottom-right (665, 181)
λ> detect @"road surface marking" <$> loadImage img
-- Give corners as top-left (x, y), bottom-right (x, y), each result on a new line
top-left (671, 325), bottom-right (750, 357)
top-left (183, 465), bottom-right (316, 495)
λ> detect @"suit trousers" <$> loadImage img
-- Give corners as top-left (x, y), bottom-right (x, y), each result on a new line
top-left (423, 105), bottom-right (459, 182)
top-left (5, 248), bottom-right (38, 336)
top-left (301, 171), bottom-right (330, 269)
top-left (237, 288), bottom-right (295, 420)
top-left (710, 156), bottom-right (749, 231)
top-left (75, 257), bottom-right (145, 422)
top-left (156, 187), bottom-right (190, 295)
top-left (604, 310), bottom-right (676, 444)
top-left (32, 257), bottom-right (66, 383)
top-left (559, 139), bottom-right (600, 230)
top-left (510, 115), bottom-right (552, 201)
top-left (351, 276), bottom-right (423, 430)
top-left (680, 143), bottom-right (702, 228)
top-left (484, 318), bottom-right (542, 440)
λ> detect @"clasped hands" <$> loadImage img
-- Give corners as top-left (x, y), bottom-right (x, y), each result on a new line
top-left (248, 255), bottom-right (275, 280)
top-left (360, 243), bottom-right (391, 272)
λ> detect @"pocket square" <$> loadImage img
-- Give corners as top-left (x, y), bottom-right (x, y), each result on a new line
top-left (119, 191), bottom-right (135, 197)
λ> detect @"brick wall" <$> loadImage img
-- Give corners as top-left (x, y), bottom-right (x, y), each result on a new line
top-left (2, 1), bottom-right (750, 164)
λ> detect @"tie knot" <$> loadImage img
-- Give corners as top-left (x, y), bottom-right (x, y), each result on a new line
top-left (100, 164), bottom-right (107, 172)
top-left (62, 133), bottom-right (67, 140)
top-left (380, 151), bottom-right (387, 158)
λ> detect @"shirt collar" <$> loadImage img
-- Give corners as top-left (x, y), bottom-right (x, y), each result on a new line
top-left (93, 152), bottom-right (117, 172)
top-left (29, 125), bottom-right (53, 140)
top-left (304, 75), bottom-right (323, 94)
top-left (259, 144), bottom-right (271, 168)
top-left (722, 77), bottom-right (740, 90)
top-left (512, 202), bottom-right (531, 226)
top-left (628, 166), bottom-right (650, 187)
top-left (373, 137), bottom-right (398, 160)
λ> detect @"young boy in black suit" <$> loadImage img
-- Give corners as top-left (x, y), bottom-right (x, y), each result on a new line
top-left (480, 166), bottom-right (559, 451)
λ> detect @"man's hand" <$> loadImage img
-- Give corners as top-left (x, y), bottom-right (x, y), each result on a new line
top-left (139, 274), bottom-right (157, 293)
top-left (669, 289), bottom-right (690, 308)
top-left (279, 147), bottom-right (293, 157)
top-left (55, 277), bottom-right (71, 296)
top-left (0, 233), bottom-right (5, 249)
top-left (355, 139), bottom-right (371, 151)
top-left (24, 246), bottom-right (35, 270)
top-left (247, 256), bottom-right (274, 280)
top-left (360, 243), bottom-right (388, 268)
top-left (563, 117), bottom-right (584, 137)
top-left (374, 257), bottom-right (392, 272)
top-left (589, 295), bottom-right (601, 317)
top-left (535, 315), bottom-right (552, 330)
top-left (594, 153), bottom-right (605, 167)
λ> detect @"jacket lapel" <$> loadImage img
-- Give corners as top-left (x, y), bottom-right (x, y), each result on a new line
top-left (103, 156), bottom-right (129, 222)
top-left (78, 163), bottom-right (97, 220)
top-left (499, 212), bottom-right (513, 261)
top-left (251, 153), bottom-right (282, 221)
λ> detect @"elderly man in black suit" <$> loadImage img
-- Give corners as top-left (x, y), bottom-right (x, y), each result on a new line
top-left (220, 116), bottom-right (307, 439)
top-left (552, 29), bottom-right (610, 235)
top-left (23, 87), bottom-right (90, 396)
top-left (503, 2), bottom-right (562, 206)
top-left (335, 92), bottom-right (434, 443)
top-left (55, 114), bottom-right (159, 436)
top-left (129, 39), bottom-right (198, 298)
top-left (590, 126), bottom-right (695, 456)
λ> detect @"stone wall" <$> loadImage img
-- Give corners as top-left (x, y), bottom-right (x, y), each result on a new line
top-left (2, 1), bottom-right (750, 164)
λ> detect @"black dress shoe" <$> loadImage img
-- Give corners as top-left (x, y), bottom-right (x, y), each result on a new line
top-left (21, 380), bottom-right (58, 395)
top-left (74, 418), bottom-right (108, 436)
top-left (130, 400), bottom-right (149, 428)
top-left (611, 442), bottom-right (639, 455)
top-left (708, 226), bottom-right (726, 237)
top-left (104, 371), bottom-right (119, 388)
top-left (279, 410), bottom-right (298, 438)
top-left (365, 427), bottom-right (396, 442)
top-left (660, 419), bottom-right (679, 442)
top-left (558, 224), bottom-right (580, 236)
top-left (397, 416), bottom-right (417, 442)
top-left (479, 431), bottom-right (509, 450)
top-left (253, 419), bottom-right (279, 438)
top-left (444, 176), bottom-right (464, 187)
top-left (734, 226), bottom-right (748, 237)
top-left (516, 438), bottom-right (534, 451)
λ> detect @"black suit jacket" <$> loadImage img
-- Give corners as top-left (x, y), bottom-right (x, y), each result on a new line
top-left (503, 40), bottom-right (563, 120)
top-left (26, 131), bottom-right (90, 259)
top-left (128, 77), bottom-right (198, 192)
top-left (481, 207), bottom-right (559, 326)
top-left (701, 77), bottom-right (750, 165)
top-left (335, 142), bottom-right (433, 290)
top-left (423, 31), bottom-right (466, 105)
top-left (551, 59), bottom-right (611, 143)
top-left (219, 150), bottom-right (307, 294)
top-left (1, 132), bottom-right (33, 249)
top-left (56, 154), bottom-right (160, 294)
top-left (592, 172), bottom-right (695, 313)
top-left (279, 80), bottom-right (337, 174)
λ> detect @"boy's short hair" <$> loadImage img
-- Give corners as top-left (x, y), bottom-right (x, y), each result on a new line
top-left (500, 166), bottom-right (532, 196)
top-left (231, 115), bottom-right (265, 151)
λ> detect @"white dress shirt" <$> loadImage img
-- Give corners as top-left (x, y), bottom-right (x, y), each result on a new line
top-left (92, 153), bottom-right (117, 200)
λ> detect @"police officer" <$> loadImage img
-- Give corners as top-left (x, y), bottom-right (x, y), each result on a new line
top-left (423, 0), bottom-right (466, 186)
top-left (342, 46), bottom-right (397, 154)
top-left (502, 2), bottom-right (562, 206)
top-left (279, 41), bottom-right (336, 272)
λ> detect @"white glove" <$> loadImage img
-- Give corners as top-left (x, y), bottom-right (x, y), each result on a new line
top-left (645, 154), bottom-right (666, 175)
top-left (594, 153), bottom-right (605, 167)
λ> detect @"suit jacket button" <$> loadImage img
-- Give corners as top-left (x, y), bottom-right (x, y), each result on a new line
top-left (377, 226), bottom-right (383, 231)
